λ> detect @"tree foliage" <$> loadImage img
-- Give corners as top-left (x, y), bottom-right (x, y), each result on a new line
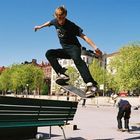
top-left (0, 64), bottom-right (44, 94)
top-left (89, 58), bottom-right (106, 86)
top-left (66, 66), bottom-right (79, 85)
top-left (109, 43), bottom-right (140, 91)
top-left (0, 68), bottom-right (12, 92)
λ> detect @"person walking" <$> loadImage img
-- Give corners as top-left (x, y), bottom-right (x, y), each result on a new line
top-left (111, 93), bottom-right (118, 106)
top-left (117, 99), bottom-right (131, 132)
top-left (34, 6), bottom-right (102, 97)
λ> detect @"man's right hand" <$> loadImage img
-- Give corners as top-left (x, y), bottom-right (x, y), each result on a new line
top-left (34, 26), bottom-right (41, 32)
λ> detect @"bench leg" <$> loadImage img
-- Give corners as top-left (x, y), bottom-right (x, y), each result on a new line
top-left (48, 125), bottom-right (66, 140)
top-left (59, 125), bottom-right (66, 140)
top-left (48, 126), bottom-right (52, 139)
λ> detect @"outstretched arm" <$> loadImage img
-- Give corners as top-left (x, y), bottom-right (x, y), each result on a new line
top-left (80, 33), bottom-right (97, 50)
top-left (34, 21), bottom-right (51, 32)
top-left (80, 33), bottom-right (102, 57)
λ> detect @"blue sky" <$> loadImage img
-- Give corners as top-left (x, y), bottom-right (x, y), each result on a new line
top-left (0, 0), bottom-right (140, 66)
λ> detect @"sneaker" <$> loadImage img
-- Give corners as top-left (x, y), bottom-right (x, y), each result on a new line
top-left (86, 82), bottom-right (93, 87)
top-left (124, 128), bottom-right (130, 132)
top-left (86, 82), bottom-right (97, 98)
top-left (56, 73), bottom-right (70, 81)
top-left (56, 73), bottom-right (70, 85)
top-left (86, 92), bottom-right (95, 98)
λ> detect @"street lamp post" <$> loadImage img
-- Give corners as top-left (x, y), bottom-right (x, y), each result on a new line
top-left (26, 84), bottom-right (29, 97)
top-left (102, 53), bottom-right (107, 96)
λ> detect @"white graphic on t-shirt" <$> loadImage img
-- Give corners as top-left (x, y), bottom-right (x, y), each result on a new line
top-left (56, 29), bottom-right (65, 38)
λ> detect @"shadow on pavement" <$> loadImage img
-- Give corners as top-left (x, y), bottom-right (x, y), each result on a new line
top-left (124, 136), bottom-right (140, 140)
top-left (92, 139), bottom-right (114, 140)
top-left (66, 137), bottom-right (86, 140)
top-left (129, 126), bottom-right (140, 134)
top-left (37, 132), bottom-right (62, 139)
top-left (36, 133), bottom-right (87, 140)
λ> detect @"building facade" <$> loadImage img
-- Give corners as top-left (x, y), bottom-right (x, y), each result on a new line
top-left (106, 52), bottom-right (119, 74)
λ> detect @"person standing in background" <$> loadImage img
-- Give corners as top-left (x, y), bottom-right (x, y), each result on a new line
top-left (117, 99), bottom-right (131, 132)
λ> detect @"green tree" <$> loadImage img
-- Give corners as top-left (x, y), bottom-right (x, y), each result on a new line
top-left (41, 82), bottom-right (49, 95)
top-left (109, 43), bottom-right (140, 91)
top-left (106, 73), bottom-right (119, 92)
top-left (0, 64), bottom-right (44, 95)
top-left (0, 68), bottom-right (12, 94)
top-left (10, 64), bottom-right (25, 93)
top-left (89, 59), bottom-right (106, 86)
top-left (66, 66), bottom-right (79, 85)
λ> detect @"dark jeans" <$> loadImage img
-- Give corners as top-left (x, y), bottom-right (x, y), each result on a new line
top-left (45, 45), bottom-right (97, 85)
top-left (117, 106), bottom-right (131, 129)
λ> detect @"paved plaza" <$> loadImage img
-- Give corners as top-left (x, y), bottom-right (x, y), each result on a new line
top-left (35, 103), bottom-right (140, 140)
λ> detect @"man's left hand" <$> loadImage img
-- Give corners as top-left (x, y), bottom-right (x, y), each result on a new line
top-left (95, 48), bottom-right (103, 58)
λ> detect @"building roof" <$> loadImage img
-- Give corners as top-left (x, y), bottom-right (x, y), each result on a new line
top-left (106, 52), bottom-right (119, 58)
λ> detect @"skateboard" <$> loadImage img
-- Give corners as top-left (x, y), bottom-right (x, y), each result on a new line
top-left (56, 79), bottom-right (86, 98)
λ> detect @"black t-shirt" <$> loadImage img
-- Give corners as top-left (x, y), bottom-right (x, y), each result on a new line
top-left (49, 18), bottom-right (83, 47)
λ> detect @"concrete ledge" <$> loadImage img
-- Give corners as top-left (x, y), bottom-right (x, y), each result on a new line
top-left (6, 95), bottom-right (140, 107)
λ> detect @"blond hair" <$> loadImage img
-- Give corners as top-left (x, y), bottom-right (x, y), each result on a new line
top-left (54, 5), bottom-right (67, 17)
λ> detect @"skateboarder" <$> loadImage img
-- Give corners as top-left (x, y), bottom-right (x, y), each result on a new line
top-left (117, 99), bottom-right (131, 132)
top-left (34, 6), bottom-right (102, 97)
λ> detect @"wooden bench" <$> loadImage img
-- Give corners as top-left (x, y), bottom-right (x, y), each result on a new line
top-left (0, 96), bottom-right (78, 140)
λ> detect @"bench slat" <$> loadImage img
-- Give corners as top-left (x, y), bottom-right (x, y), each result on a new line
top-left (0, 96), bottom-right (78, 129)
top-left (0, 120), bottom-right (65, 128)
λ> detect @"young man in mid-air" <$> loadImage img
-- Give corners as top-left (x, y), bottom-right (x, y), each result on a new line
top-left (34, 6), bottom-right (102, 97)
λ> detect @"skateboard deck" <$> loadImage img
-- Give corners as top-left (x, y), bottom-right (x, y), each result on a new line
top-left (56, 81), bottom-right (86, 98)
top-left (60, 85), bottom-right (86, 98)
